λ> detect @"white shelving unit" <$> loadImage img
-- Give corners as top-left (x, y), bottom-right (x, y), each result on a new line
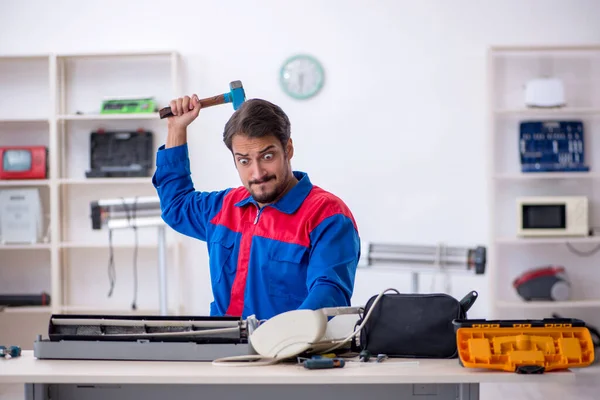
top-left (488, 45), bottom-right (600, 329)
top-left (0, 51), bottom-right (183, 316)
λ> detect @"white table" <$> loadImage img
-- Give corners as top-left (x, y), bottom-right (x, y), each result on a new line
top-left (0, 351), bottom-right (576, 400)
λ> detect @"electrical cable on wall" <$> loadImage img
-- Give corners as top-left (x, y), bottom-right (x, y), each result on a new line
top-left (564, 226), bottom-right (600, 257)
top-left (130, 197), bottom-right (139, 310)
top-left (566, 242), bottom-right (600, 257)
top-left (119, 197), bottom-right (139, 310)
top-left (105, 197), bottom-right (140, 311)
top-left (107, 228), bottom-right (116, 297)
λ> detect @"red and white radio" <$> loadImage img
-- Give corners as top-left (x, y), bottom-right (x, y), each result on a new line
top-left (0, 146), bottom-right (48, 180)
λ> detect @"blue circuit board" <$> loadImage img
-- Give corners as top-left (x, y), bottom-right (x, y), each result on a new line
top-left (519, 121), bottom-right (589, 173)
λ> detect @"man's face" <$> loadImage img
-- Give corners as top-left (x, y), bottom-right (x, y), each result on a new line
top-left (231, 134), bottom-right (294, 205)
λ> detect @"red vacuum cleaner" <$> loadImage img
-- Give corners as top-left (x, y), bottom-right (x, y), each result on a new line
top-left (513, 266), bottom-right (570, 301)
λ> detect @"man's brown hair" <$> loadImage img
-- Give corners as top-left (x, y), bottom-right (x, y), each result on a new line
top-left (223, 99), bottom-right (291, 152)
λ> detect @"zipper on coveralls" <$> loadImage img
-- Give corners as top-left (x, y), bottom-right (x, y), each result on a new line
top-left (254, 204), bottom-right (264, 224)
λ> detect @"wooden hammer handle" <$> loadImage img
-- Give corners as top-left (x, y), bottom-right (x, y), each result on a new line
top-left (159, 94), bottom-right (226, 119)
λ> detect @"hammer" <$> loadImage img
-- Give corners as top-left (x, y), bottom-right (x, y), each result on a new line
top-left (159, 80), bottom-right (246, 119)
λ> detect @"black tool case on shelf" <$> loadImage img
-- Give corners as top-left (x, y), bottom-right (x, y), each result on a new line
top-left (86, 130), bottom-right (153, 178)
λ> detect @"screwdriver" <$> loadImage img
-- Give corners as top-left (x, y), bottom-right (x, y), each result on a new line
top-left (0, 345), bottom-right (21, 358)
top-left (303, 357), bottom-right (345, 369)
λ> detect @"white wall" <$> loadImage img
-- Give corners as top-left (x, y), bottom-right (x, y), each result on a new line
top-left (1, 0), bottom-right (599, 319)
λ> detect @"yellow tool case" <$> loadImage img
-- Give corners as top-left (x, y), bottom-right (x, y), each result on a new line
top-left (452, 318), bottom-right (595, 373)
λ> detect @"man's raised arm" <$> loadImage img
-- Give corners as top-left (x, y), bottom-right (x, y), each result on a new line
top-left (152, 94), bottom-right (229, 242)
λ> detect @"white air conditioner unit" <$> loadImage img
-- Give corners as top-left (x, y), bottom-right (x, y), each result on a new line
top-left (0, 188), bottom-right (43, 244)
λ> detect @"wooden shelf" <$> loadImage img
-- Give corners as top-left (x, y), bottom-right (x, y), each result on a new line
top-left (57, 50), bottom-right (176, 59)
top-left (59, 177), bottom-right (152, 185)
top-left (0, 306), bottom-right (51, 314)
top-left (60, 242), bottom-right (160, 249)
top-left (491, 45), bottom-right (600, 53)
top-left (0, 243), bottom-right (51, 250)
top-left (0, 51), bottom-right (182, 318)
top-left (58, 113), bottom-right (160, 121)
top-left (489, 46), bottom-right (600, 326)
top-left (0, 117), bottom-right (49, 123)
top-left (494, 172), bottom-right (600, 181)
top-left (0, 54), bottom-right (50, 60)
top-left (494, 107), bottom-right (600, 116)
top-left (495, 236), bottom-right (600, 245)
top-left (496, 300), bottom-right (600, 309)
top-left (0, 179), bottom-right (50, 186)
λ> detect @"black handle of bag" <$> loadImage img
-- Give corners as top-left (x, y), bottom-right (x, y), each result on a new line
top-left (459, 291), bottom-right (478, 313)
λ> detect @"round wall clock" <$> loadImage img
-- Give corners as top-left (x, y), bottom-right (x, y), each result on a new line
top-left (279, 54), bottom-right (325, 100)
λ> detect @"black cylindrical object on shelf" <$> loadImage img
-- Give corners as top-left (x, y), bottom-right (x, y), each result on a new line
top-left (0, 292), bottom-right (51, 307)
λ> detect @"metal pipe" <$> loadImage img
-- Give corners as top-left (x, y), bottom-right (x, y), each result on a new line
top-left (364, 242), bottom-right (486, 293)
top-left (411, 272), bottom-right (419, 293)
top-left (366, 242), bottom-right (486, 275)
top-left (368, 255), bottom-right (467, 267)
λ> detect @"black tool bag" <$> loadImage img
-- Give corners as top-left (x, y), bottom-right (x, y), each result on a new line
top-left (355, 289), bottom-right (478, 359)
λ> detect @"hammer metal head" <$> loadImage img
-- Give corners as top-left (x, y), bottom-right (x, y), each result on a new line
top-left (229, 80), bottom-right (246, 110)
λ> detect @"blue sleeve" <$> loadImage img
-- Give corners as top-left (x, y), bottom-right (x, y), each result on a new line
top-left (152, 144), bottom-right (230, 242)
top-left (298, 213), bottom-right (360, 310)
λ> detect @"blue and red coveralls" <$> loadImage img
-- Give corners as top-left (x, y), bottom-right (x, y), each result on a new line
top-left (152, 143), bottom-right (361, 320)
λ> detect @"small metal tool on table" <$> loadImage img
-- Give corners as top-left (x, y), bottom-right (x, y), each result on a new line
top-left (303, 355), bottom-right (346, 370)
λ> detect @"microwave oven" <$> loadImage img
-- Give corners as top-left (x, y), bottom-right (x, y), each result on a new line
top-left (516, 196), bottom-right (588, 237)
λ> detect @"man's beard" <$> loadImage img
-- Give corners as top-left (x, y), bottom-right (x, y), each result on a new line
top-left (249, 169), bottom-right (290, 204)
